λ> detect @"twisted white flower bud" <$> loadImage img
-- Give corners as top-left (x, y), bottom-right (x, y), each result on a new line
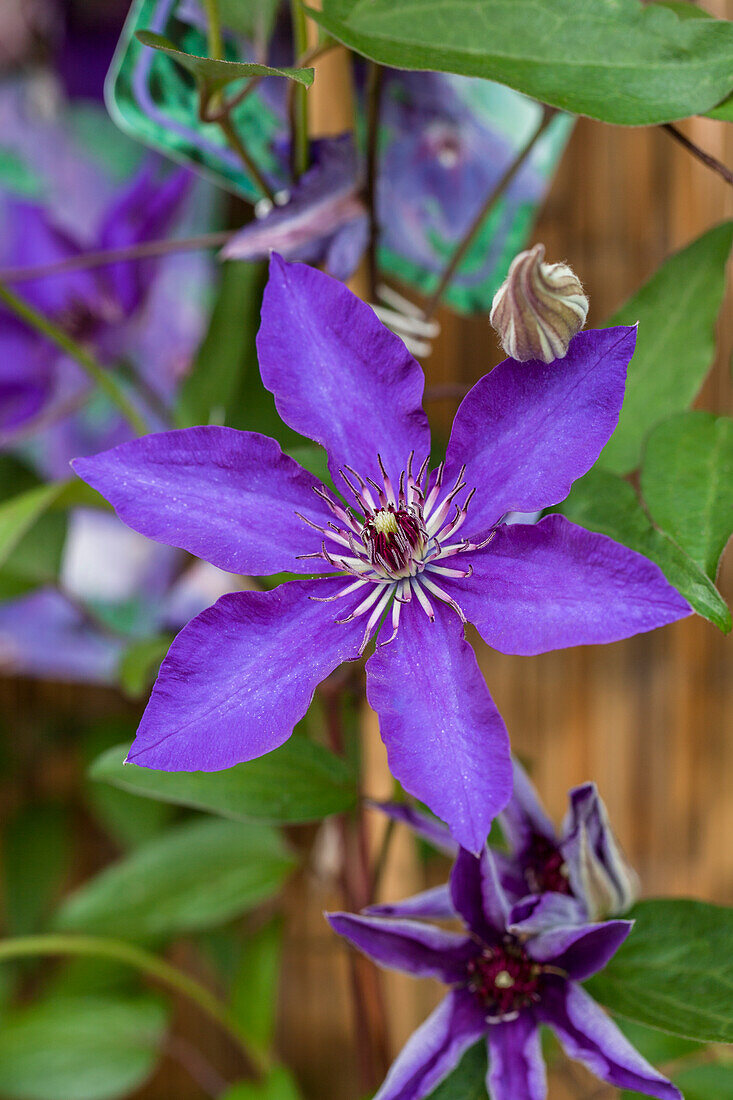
top-left (490, 244), bottom-right (589, 363)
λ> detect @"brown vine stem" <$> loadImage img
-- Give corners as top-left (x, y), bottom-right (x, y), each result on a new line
top-left (421, 106), bottom-right (557, 322)
top-left (0, 231), bottom-right (233, 285)
top-left (365, 61), bottom-right (384, 302)
top-left (321, 679), bottom-right (392, 1094)
top-left (662, 122), bottom-right (733, 189)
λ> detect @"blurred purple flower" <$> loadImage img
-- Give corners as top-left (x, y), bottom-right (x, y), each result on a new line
top-left (0, 509), bottom-right (237, 685)
top-left (73, 256), bottom-right (689, 851)
top-left (377, 72), bottom-right (543, 277)
top-left (221, 135), bottom-right (368, 282)
top-left (329, 847), bottom-right (680, 1100)
top-left (0, 162), bottom-right (190, 440)
top-left (373, 760), bottom-right (640, 922)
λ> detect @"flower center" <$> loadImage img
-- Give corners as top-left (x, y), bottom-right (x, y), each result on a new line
top-left (298, 451), bottom-right (499, 653)
top-left (524, 834), bottom-right (572, 896)
top-left (362, 505), bottom-right (426, 579)
top-left (467, 941), bottom-right (543, 1020)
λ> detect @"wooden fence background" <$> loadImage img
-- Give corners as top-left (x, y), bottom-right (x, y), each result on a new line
top-left (0, 3), bottom-right (731, 1097)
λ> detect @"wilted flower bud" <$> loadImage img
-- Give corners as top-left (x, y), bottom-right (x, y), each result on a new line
top-left (561, 785), bottom-right (640, 921)
top-left (490, 244), bottom-right (589, 363)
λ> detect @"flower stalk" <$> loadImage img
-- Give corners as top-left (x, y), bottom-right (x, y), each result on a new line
top-left (290, 0), bottom-right (310, 181)
top-left (0, 934), bottom-right (271, 1078)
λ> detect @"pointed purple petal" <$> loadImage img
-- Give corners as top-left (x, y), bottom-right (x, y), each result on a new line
top-left (517, 910), bottom-right (632, 982)
top-left (370, 802), bottom-right (457, 857)
top-left (500, 758), bottom-right (557, 854)
top-left (221, 134), bottom-right (367, 281)
top-left (366, 601), bottom-right (512, 855)
top-left (327, 912), bottom-right (475, 983)
top-left (365, 884), bottom-right (456, 921)
top-left (257, 254), bottom-right (431, 487)
top-left (508, 893), bottom-right (588, 933)
top-left (445, 515), bottom-right (691, 656)
top-left (373, 992), bottom-right (486, 1100)
top-left (445, 327), bottom-right (636, 534)
top-left (127, 578), bottom-right (365, 770)
top-left (450, 848), bottom-right (509, 942)
top-left (540, 983), bottom-right (681, 1099)
top-left (72, 427), bottom-right (334, 576)
top-left (487, 1015), bottom-right (547, 1100)
top-left (561, 784), bottom-right (640, 920)
top-left (97, 164), bottom-right (191, 315)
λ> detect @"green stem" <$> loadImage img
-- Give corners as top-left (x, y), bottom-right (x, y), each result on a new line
top-left (0, 934), bottom-right (271, 1078)
top-left (0, 281), bottom-right (148, 436)
top-left (289, 0), bottom-right (310, 181)
top-left (202, 0), bottom-right (223, 61)
top-left (216, 114), bottom-right (278, 204)
top-left (421, 106), bottom-right (556, 321)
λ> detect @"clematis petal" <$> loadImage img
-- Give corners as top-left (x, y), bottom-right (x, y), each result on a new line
top-left (561, 784), bottom-right (640, 920)
top-left (450, 848), bottom-right (509, 941)
top-left (508, 892), bottom-right (589, 935)
top-left (373, 992), bottom-right (487, 1100)
top-left (540, 983), bottom-right (681, 1099)
top-left (446, 515), bottom-right (691, 656)
top-left (257, 254), bottom-right (431, 487)
top-left (221, 134), bottom-right (368, 283)
top-left (500, 757), bottom-right (557, 853)
top-left (327, 912), bottom-right (475, 983)
top-left (371, 801), bottom-right (457, 857)
top-left (72, 427), bottom-right (334, 576)
top-left (97, 163), bottom-right (191, 316)
top-left (365, 884), bottom-right (455, 921)
top-left (0, 320), bottom-right (55, 433)
top-left (445, 327), bottom-right (636, 534)
top-left (0, 588), bottom-right (123, 684)
top-left (127, 577), bottom-right (366, 771)
top-left (366, 601), bottom-right (512, 855)
top-left (487, 1015), bottom-right (547, 1100)
top-left (516, 908), bottom-right (632, 981)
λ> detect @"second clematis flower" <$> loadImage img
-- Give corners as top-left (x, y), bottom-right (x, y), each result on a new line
top-left (73, 255), bottom-right (690, 853)
top-left (329, 847), bottom-right (681, 1100)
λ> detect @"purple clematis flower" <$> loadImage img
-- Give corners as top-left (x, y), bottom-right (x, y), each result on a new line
top-left (329, 847), bottom-right (681, 1100)
top-left (372, 760), bottom-right (639, 922)
top-left (0, 159), bottom-right (190, 440)
top-left (72, 255), bottom-right (690, 852)
top-left (221, 134), bottom-right (368, 283)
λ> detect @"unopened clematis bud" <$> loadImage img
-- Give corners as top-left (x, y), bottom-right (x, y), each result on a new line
top-left (561, 785), bottom-right (641, 921)
top-left (490, 243), bottom-right (589, 363)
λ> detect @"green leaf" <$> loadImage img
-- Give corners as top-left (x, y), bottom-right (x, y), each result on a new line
top-left (707, 94), bottom-right (733, 122)
top-left (673, 1063), bottom-right (733, 1099)
top-left (222, 1065), bottom-right (302, 1100)
top-left (54, 818), bottom-right (295, 938)
top-left (116, 634), bottom-right (172, 699)
top-left (615, 1017), bottom-right (702, 1066)
top-left (135, 30), bottom-right (314, 93)
top-left (176, 262), bottom-right (266, 429)
top-left (559, 467), bottom-right (731, 632)
top-left (0, 478), bottom-right (107, 573)
top-left (641, 412), bottom-right (733, 580)
top-left (4, 804), bottom-right (71, 935)
top-left (81, 719), bottom-right (175, 850)
top-left (308, 0), bottom-right (733, 126)
top-left (217, 0), bottom-right (281, 40)
top-left (425, 1040), bottom-right (487, 1099)
top-left (230, 920), bottom-right (283, 1054)
top-left (598, 221), bottom-right (733, 474)
top-left (586, 898), bottom-right (733, 1044)
top-left (89, 735), bottom-right (358, 824)
top-left (0, 995), bottom-right (167, 1100)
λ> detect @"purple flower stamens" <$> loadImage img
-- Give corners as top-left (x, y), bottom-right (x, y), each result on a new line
top-left (302, 450), bottom-right (483, 645)
top-left (524, 833), bottom-right (573, 896)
